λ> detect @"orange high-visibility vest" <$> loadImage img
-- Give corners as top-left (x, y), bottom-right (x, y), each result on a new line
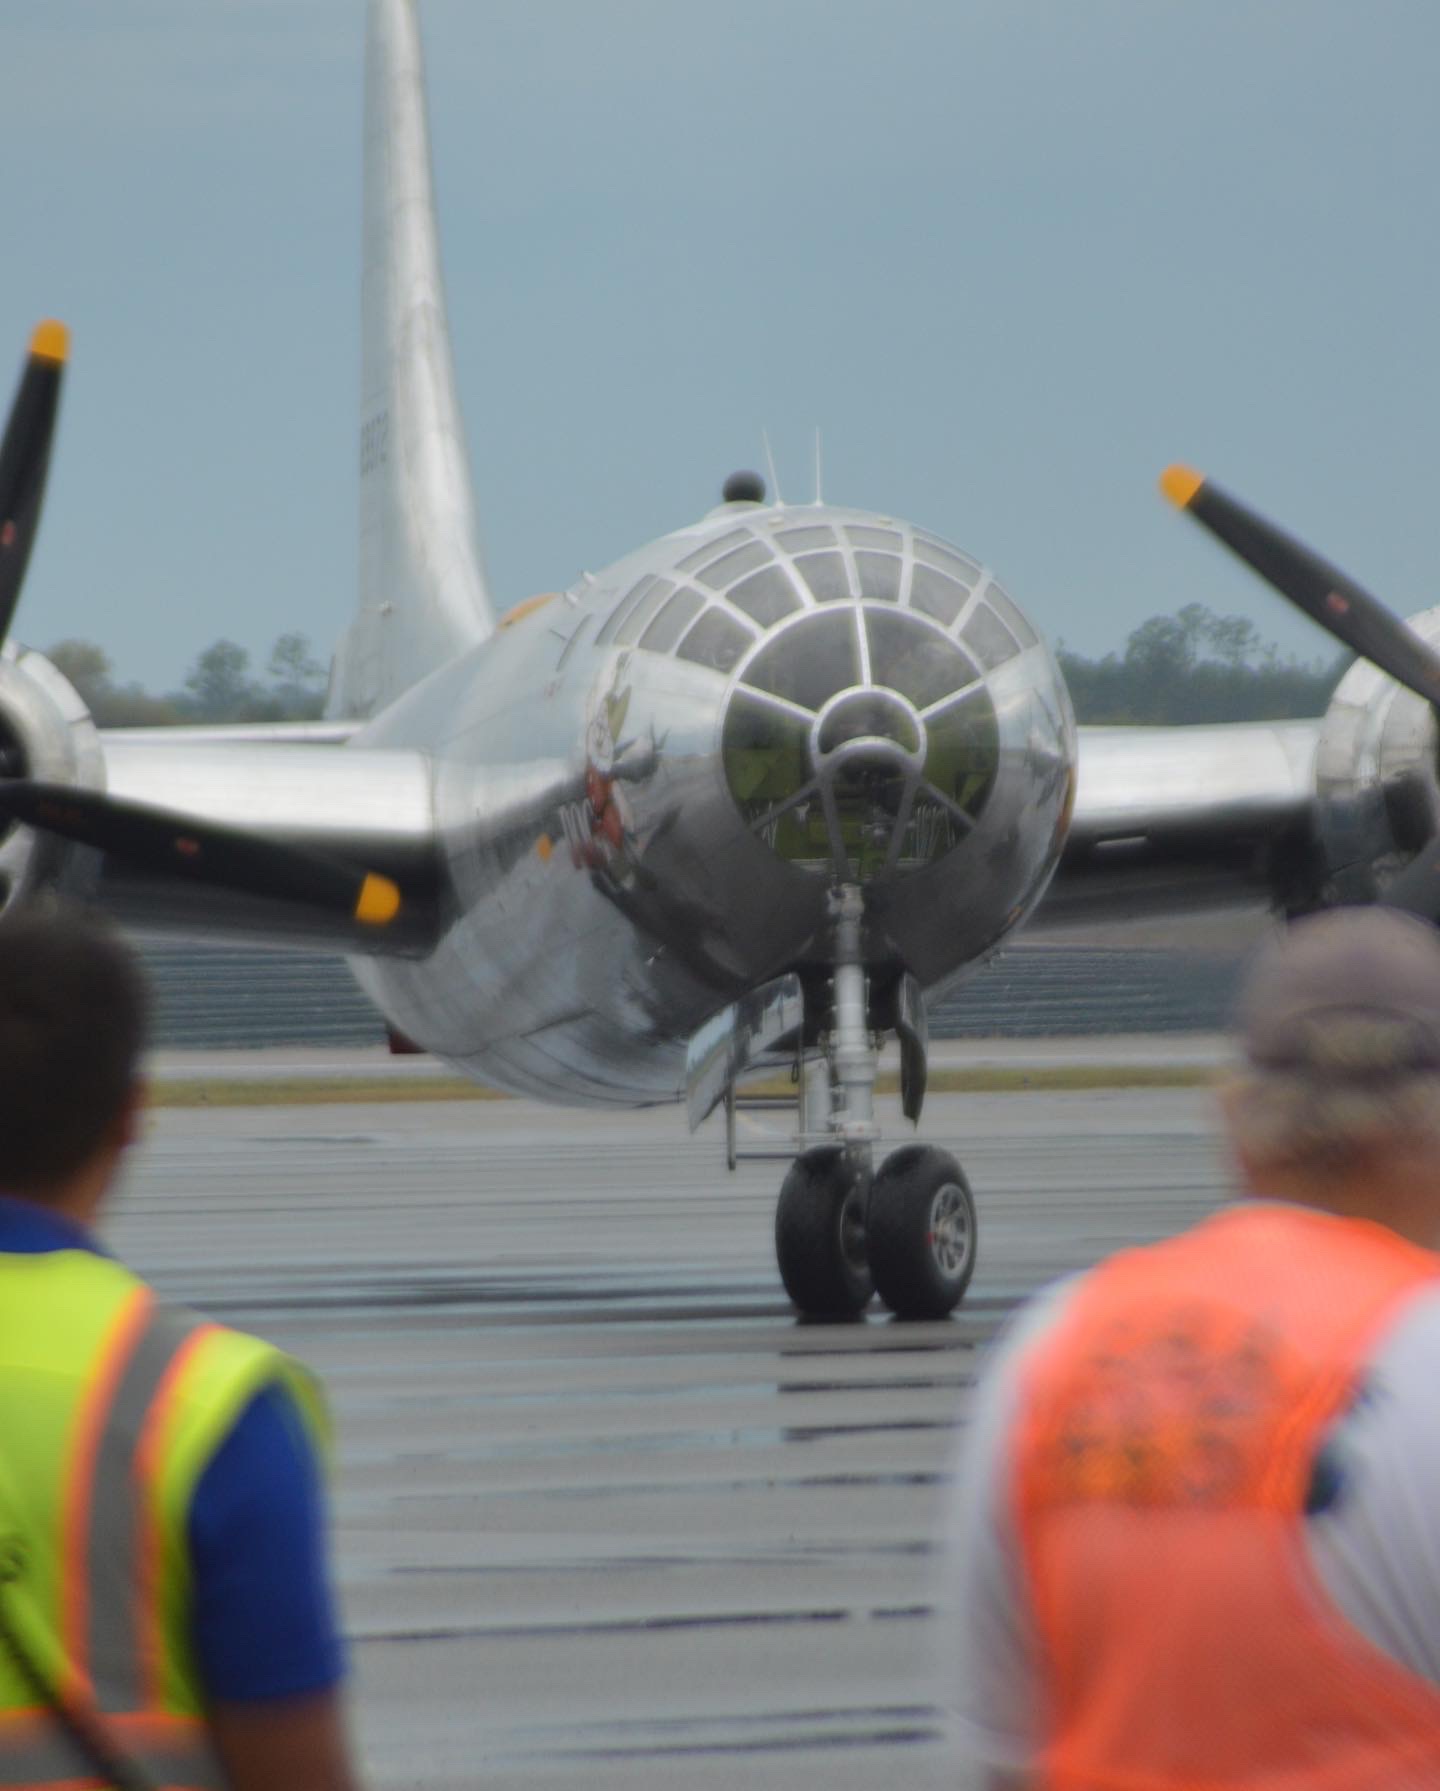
top-left (1012, 1202), bottom-right (1440, 1789)
top-left (0, 1247), bottom-right (324, 1790)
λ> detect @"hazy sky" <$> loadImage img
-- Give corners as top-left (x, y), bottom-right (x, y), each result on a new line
top-left (2, 1), bottom-right (1437, 690)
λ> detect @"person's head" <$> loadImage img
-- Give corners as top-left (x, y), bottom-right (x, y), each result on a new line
top-left (0, 904), bottom-right (147, 1214)
top-left (1222, 907), bottom-right (1440, 1241)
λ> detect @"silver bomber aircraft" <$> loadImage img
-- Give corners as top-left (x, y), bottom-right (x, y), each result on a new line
top-left (3, 0), bottom-right (1438, 1320)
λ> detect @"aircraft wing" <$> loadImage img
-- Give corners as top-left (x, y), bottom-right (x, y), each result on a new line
top-left (71, 731), bottom-right (443, 955)
top-left (99, 720), bottom-right (363, 746)
top-left (1039, 718), bottom-right (1323, 928)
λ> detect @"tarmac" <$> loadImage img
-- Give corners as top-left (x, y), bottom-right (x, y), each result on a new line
top-left (145, 1033), bottom-right (1233, 1082)
top-left (107, 1068), bottom-right (1234, 1789)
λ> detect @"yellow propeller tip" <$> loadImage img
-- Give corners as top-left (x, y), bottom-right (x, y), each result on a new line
top-left (354, 873), bottom-right (401, 926)
top-left (29, 320), bottom-right (69, 365)
top-left (1159, 464), bottom-right (1205, 510)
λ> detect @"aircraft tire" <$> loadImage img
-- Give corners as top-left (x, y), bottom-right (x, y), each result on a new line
top-left (867, 1145), bottom-right (977, 1320)
top-left (774, 1147), bottom-right (873, 1319)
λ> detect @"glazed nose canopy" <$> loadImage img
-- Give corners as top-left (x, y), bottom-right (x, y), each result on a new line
top-left (722, 606), bottom-right (999, 879)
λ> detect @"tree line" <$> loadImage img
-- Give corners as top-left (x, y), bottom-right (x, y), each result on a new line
top-left (1056, 603), bottom-right (1343, 723)
top-left (45, 634), bottom-right (328, 726)
top-left (44, 604), bottom-right (1344, 728)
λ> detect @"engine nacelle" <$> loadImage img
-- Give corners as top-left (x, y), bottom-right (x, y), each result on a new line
top-left (1312, 604), bottom-right (1440, 906)
top-left (0, 644), bottom-right (105, 909)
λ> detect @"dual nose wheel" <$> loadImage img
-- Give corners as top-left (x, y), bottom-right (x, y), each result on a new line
top-left (774, 1142), bottom-right (977, 1320)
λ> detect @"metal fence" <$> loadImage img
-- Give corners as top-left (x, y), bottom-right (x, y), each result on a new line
top-left (134, 940), bottom-right (1244, 1049)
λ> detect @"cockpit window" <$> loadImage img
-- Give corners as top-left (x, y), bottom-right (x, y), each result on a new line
top-left (961, 600), bottom-right (1021, 671)
top-left (845, 526), bottom-right (901, 551)
top-left (914, 535), bottom-right (983, 586)
top-left (612, 578), bottom-right (676, 645)
top-left (742, 608), bottom-right (860, 710)
top-left (924, 685), bottom-right (999, 815)
top-left (638, 586), bottom-right (705, 653)
top-left (675, 529), bottom-right (750, 574)
top-left (909, 562), bottom-right (969, 627)
top-left (794, 552), bottom-right (851, 604)
top-left (677, 607), bottom-right (754, 673)
top-left (723, 604), bottom-right (1001, 880)
top-left (596, 575), bottom-right (658, 645)
top-left (775, 526), bottom-right (836, 554)
top-left (728, 566), bottom-right (802, 627)
top-left (854, 552), bottom-right (901, 602)
top-left (986, 578), bottom-right (1039, 648)
top-left (865, 608), bottom-right (976, 709)
top-left (697, 541), bottom-right (772, 590)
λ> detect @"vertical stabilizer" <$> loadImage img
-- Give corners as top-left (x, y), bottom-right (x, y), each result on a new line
top-left (332, 0), bottom-right (495, 720)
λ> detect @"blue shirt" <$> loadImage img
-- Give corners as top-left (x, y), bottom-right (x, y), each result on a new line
top-left (0, 1196), bottom-right (344, 1703)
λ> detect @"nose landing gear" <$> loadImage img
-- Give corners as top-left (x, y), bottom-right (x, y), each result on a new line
top-left (771, 885), bottom-right (978, 1321)
top-left (867, 1144), bottom-right (977, 1319)
top-left (690, 884), bottom-right (980, 1319)
top-left (774, 1147), bottom-right (873, 1319)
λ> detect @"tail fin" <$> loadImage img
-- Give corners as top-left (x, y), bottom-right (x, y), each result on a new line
top-left (331, 0), bottom-right (495, 720)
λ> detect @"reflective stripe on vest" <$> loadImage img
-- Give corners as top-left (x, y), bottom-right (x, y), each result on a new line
top-left (65, 1290), bottom-right (217, 1715)
top-left (5, 1285), bottom-right (224, 1790)
top-left (0, 1709), bottom-right (224, 1791)
top-left (1012, 1204), bottom-right (1440, 1790)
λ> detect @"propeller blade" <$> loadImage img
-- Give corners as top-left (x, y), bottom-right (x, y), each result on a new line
top-left (0, 322), bottom-right (68, 649)
top-left (1159, 464), bottom-right (1440, 713)
top-left (0, 783), bottom-right (402, 927)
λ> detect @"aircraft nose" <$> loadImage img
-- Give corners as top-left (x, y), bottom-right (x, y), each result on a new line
top-left (721, 605), bottom-right (999, 881)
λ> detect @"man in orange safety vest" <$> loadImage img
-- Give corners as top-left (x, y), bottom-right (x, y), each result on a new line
top-left (942, 907), bottom-right (1440, 1789)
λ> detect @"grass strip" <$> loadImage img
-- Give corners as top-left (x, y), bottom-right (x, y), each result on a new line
top-left (147, 1063), bottom-right (1218, 1109)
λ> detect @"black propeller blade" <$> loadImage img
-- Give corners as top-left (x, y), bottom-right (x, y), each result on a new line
top-left (0, 783), bottom-right (403, 929)
top-left (1159, 464), bottom-right (1440, 712)
top-left (0, 322), bottom-right (68, 649)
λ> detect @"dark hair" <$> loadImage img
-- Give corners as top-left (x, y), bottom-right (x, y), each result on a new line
top-left (0, 906), bottom-right (147, 1193)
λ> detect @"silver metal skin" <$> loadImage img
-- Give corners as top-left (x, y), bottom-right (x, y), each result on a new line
top-left (332, 0), bottom-right (495, 720)
top-left (686, 974), bottom-right (802, 1131)
top-left (1070, 720), bottom-right (1319, 848)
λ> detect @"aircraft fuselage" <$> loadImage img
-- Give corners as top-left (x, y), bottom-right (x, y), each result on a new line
top-left (352, 499), bottom-right (1077, 1103)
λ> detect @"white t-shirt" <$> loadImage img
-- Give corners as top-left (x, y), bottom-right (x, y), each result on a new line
top-left (940, 1214), bottom-right (1440, 1779)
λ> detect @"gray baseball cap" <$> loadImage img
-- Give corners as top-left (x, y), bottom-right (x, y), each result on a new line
top-left (1238, 908), bottom-right (1440, 1079)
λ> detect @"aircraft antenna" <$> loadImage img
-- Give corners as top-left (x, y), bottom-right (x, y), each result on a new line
top-left (813, 428), bottom-right (824, 506)
top-left (761, 429), bottom-right (783, 507)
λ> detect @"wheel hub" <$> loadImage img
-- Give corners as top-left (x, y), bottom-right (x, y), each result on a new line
top-left (927, 1183), bottom-right (971, 1278)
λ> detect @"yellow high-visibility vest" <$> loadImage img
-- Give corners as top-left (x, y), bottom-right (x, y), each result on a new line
top-left (0, 1242), bottom-right (326, 1789)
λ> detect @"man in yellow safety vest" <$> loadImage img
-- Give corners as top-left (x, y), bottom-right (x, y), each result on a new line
top-left (0, 906), bottom-right (362, 1791)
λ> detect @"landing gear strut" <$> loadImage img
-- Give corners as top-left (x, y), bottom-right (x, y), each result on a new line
top-left (771, 885), bottom-right (978, 1321)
